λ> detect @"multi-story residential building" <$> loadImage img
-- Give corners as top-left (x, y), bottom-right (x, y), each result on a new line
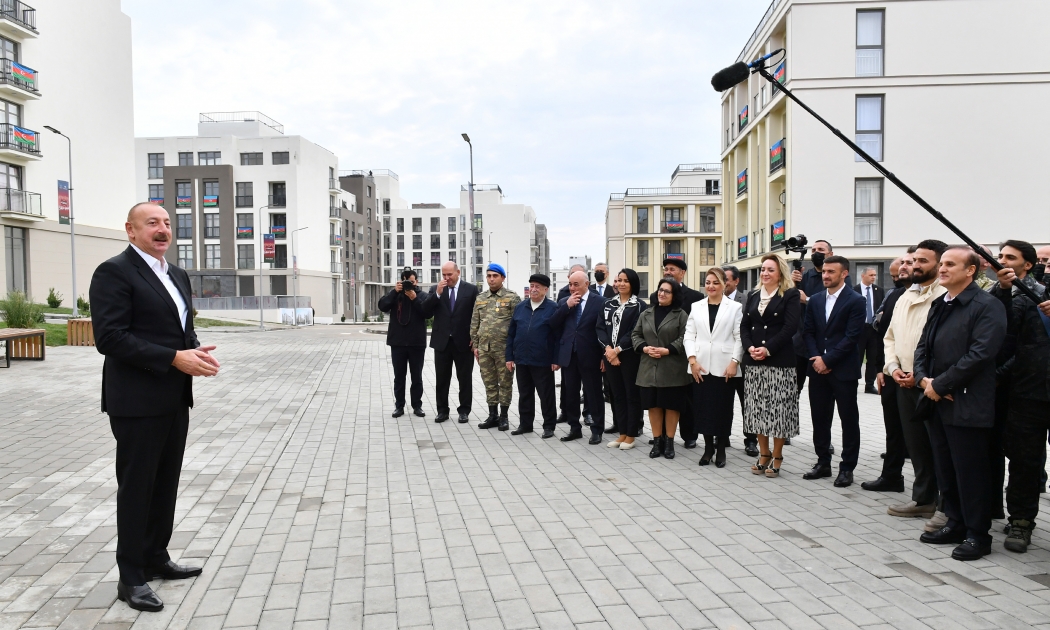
top-left (533, 223), bottom-right (550, 277)
top-left (135, 112), bottom-right (348, 320)
top-left (1, 1), bottom-right (137, 303)
top-left (337, 170), bottom-right (388, 319)
top-left (721, 0), bottom-right (1050, 289)
top-left (373, 169), bottom-right (407, 295)
top-left (606, 163), bottom-right (723, 296)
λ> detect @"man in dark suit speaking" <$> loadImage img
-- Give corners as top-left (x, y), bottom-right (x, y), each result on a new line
top-left (550, 270), bottom-right (606, 443)
top-left (423, 261), bottom-right (479, 423)
top-left (89, 203), bottom-right (219, 612)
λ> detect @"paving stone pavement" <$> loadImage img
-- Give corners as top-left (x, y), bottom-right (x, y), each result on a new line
top-left (2, 328), bottom-right (1050, 629)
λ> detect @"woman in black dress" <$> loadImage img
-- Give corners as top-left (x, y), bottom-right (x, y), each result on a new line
top-left (597, 269), bottom-right (647, 449)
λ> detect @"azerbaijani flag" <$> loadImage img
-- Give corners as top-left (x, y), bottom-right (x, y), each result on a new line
top-left (271, 225), bottom-right (286, 237)
top-left (12, 126), bottom-right (35, 148)
top-left (737, 169), bottom-right (747, 192)
top-left (738, 236), bottom-right (748, 256)
top-left (176, 196), bottom-right (191, 206)
top-left (203, 195), bottom-right (218, 207)
top-left (773, 62), bottom-right (785, 83)
top-left (149, 197), bottom-right (164, 205)
top-left (11, 62), bottom-right (35, 87)
top-left (739, 105), bottom-right (748, 128)
top-left (770, 140), bottom-right (783, 160)
top-left (772, 220), bottom-right (785, 242)
top-left (666, 253), bottom-right (684, 260)
top-left (665, 221), bottom-right (684, 231)
top-left (237, 226), bottom-right (253, 236)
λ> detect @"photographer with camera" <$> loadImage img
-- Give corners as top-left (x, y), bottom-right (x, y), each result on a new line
top-left (377, 268), bottom-right (429, 419)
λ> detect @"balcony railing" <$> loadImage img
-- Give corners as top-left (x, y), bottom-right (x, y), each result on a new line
top-left (0, 1), bottom-right (36, 33)
top-left (268, 195), bottom-right (286, 208)
top-left (0, 59), bottom-right (38, 95)
top-left (235, 195), bottom-right (253, 208)
top-left (329, 206), bottom-right (341, 218)
top-left (671, 163), bottom-right (721, 179)
top-left (661, 221), bottom-right (687, 234)
top-left (0, 187), bottom-right (40, 215)
top-left (329, 178), bottom-right (340, 190)
top-left (623, 187), bottom-right (718, 197)
top-left (460, 184), bottom-right (503, 194)
top-left (330, 234), bottom-right (341, 246)
top-left (331, 263), bottom-right (340, 274)
top-left (0, 123), bottom-right (39, 157)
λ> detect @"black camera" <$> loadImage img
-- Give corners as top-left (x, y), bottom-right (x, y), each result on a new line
top-left (401, 280), bottom-right (417, 294)
top-left (783, 234), bottom-right (808, 251)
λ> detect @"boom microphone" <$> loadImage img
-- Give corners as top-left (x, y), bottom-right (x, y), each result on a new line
top-left (711, 48), bottom-right (785, 92)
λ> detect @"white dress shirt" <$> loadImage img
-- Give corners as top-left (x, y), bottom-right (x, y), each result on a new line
top-left (726, 289), bottom-right (738, 302)
top-left (594, 283), bottom-right (608, 296)
top-left (130, 243), bottom-right (187, 331)
top-left (825, 284), bottom-right (846, 320)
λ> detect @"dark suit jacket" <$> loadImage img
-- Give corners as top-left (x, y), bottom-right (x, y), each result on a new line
top-left (590, 284), bottom-right (615, 299)
top-left (377, 288), bottom-right (428, 347)
top-left (740, 288), bottom-right (801, 368)
top-left (914, 282), bottom-right (1007, 427)
top-left (854, 282), bottom-right (884, 319)
top-left (874, 286), bottom-right (906, 338)
top-left (803, 286), bottom-right (867, 381)
top-left (423, 280), bottom-right (478, 352)
top-left (557, 285), bottom-right (571, 302)
top-left (550, 290), bottom-right (604, 368)
top-left (89, 246), bottom-right (199, 417)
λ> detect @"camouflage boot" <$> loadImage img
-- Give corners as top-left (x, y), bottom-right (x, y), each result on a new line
top-left (478, 405), bottom-right (500, 429)
top-left (1005, 519), bottom-right (1033, 553)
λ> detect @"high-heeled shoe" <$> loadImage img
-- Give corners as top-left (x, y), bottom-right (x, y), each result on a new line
top-left (649, 436), bottom-right (664, 459)
top-left (714, 442), bottom-right (726, 468)
top-left (752, 452), bottom-right (772, 475)
top-left (765, 456), bottom-right (783, 478)
top-left (698, 435), bottom-right (714, 466)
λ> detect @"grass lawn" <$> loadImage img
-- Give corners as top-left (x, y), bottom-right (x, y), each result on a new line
top-left (194, 317), bottom-right (251, 328)
top-left (0, 322), bottom-right (67, 346)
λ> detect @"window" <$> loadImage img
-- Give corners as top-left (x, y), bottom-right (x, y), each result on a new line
top-left (856, 95), bottom-right (884, 161)
top-left (271, 213), bottom-right (286, 239)
top-left (269, 182), bottom-right (286, 207)
top-left (205, 244), bottom-right (221, 269)
top-left (240, 152), bottom-right (263, 166)
top-left (0, 99), bottom-right (19, 126)
top-left (366, 185), bottom-right (372, 198)
top-left (397, 235), bottom-right (404, 250)
top-left (177, 214), bottom-right (193, 239)
top-left (697, 239), bottom-right (716, 267)
top-left (855, 178), bottom-right (883, 245)
top-left (0, 37), bottom-right (16, 63)
top-left (384, 251), bottom-right (391, 266)
top-left (204, 180), bottom-right (219, 199)
top-left (637, 240), bottom-right (649, 266)
top-left (198, 151), bottom-right (221, 166)
top-left (430, 217), bottom-right (440, 232)
top-left (857, 10), bottom-right (884, 77)
top-left (176, 181), bottom-right (192, 203)
top-left (272, 151), bottom-right (289, 165)
top-left (368, 246), bottom-right (373, 263)
top-left (4, 226), bottom-right (26, 292)
top-left (199, 276), bottom-right (221, 297)
top-left (148, 184), bottom-right (163, 202)
top-left (270, 275), bottom-right (287, 294)
top-left (235, 182), bottom-right (253, 207)
top-left (665, 240), bottom-right (682, 256)
top-left (413, 252), bottom-right (422, 266)
top-left (178, 152), bottom-right (193, 166)
top-left (430, 234), bottom-right (440, 249)
top-left (638, 272), bottom-right (649, 297)
top-left (636, 207), bottom-right (649, 233)
top-left (237, 244), bottom-right (254, 269)
top-left (396, 218), bottom-right (404, 233)
top-left (430, 252), bottom-right (441, 266)
top-left (412, 218), bottom-right (422, 232)
top-left (460, 215), bottom-right (467, 229)
top-left (473, 214), bottom-right (483, 230)
top-left (412, 235), bottom-right (422, 249)
top-left (397, 252), bottom-right (405, 267)
top-left (383, 217), bottom-right (390, 232)
top-left (147, 153), bottom-right (164, 179)
top-left (383, 234), bottom-right (390, 249)
top-left (447, 217), bottom-right (456, 232)
top-left (236, 213), bottom-right (253, 239)
top-left (698, 207), bottom-right (716, 233)
top-left (177, 245), bottom-right (193, 269)
top-left (448, 234), bottom-right (456, 249)
top-left (448, 251), bottom-right (456, 263)
top-left (240, 276), bottom-right (255, 297)
top-left (274, 245), bottom-right (288, 269)
top-left (384, 199), bottom-right (390, 214)
top-left (204, 214), bottom-right (221, 239)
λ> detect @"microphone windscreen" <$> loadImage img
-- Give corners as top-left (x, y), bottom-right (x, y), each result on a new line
top-left (711, 62), bottom-right (749, 92)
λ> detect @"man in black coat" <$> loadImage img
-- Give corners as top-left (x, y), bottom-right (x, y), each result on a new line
top-left (915, 247), bottom-right (1007, 561)
top-left (801, 255), bottom-right (867, 488)
top-left (854, 266), bottom-right (885, 394)
top-left (550, 270), bottom-right (606, 443)
top-left (556, 263), bottom-right (586, 422)
top-left (378, 268), bottom-right (428, 418)
top-left (423, 261), bottom-right (479, 423)
top-left (89, 203), bottom-right (219, 612)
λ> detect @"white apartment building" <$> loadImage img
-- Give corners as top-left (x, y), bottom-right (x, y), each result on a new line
top-left (721, 0), bottom-right (1050, 289)
top-left (606, 163), bottom-right (723, 295)
top-left (1, 0), bottom-right (137, 304)
top-left (135, 112), bottom-right (349, 320)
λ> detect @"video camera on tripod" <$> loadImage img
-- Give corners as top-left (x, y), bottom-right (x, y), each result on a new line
top-left (782, 234), bottom-right (809, 271)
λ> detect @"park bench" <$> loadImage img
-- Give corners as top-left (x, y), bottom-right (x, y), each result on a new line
top-left (67, 318), bottom-right (94, 347)
top-left (0, 328), bottom-right (46, 368)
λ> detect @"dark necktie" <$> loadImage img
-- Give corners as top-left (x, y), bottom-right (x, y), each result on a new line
top-left (865, 286), bottom-right (874, 324)
top-left (449, 285), bottom-right (456, 312)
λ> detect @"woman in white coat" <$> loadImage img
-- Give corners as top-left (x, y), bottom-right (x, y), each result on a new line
top-left (684, 267), bottom-right (744, 468)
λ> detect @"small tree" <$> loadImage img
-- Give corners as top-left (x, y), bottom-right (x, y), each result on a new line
top-left (76, 295), bottom-right (90, 315)
top-left (46, 287), bottom-right (63, 309)
top-left (0, 291), bottom-right (44, 328)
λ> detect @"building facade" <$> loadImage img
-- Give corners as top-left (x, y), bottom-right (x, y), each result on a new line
top-left (135, 112), bottom-right (347, 319)
top-left (0, 0), bottom-right (136, 304)
top-left (606, 163), bottom-right (723, 295)
top-left (338, 170), bottom-right (387, 320)
top-left (721, 0), bottom-right (1050, 289)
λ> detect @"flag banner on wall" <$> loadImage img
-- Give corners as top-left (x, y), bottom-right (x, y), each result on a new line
top-left (12, 126), bottom-right (36, 148)
top-left (772, 61), bottom-right (786, 94)
top-left (263, 234), bottom-right (275, 263)
top-left (770, 139), bottom-right (785, 172)
top-left (664, 221), bottom-right (685, 232)
top-left (271, 225), bottom-right (286, 238)
top-left (665, 252), bottom-right (684, 260)
top-left (738, 236), bottom-right (748, 258)
top-left (149, 197), bottom-right (164, 206)
top-left (11, 62), bottom-right (36, 87)
top-left (57, 180), bottom-right (69, 225)
top-left (739, 105), bottom-right (749, 129)
top-left (237, 226), bottom-right (253, 237)
top-left (176, 196), bottom-right (191, 207)
top-left (771, 220), bottom-right (785, 244)
top-left (203, 195), bottom-right (218, 207)
top-left (737, 169), bottom-right (748, 195)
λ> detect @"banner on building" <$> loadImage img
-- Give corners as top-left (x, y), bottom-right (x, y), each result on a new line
top-left (263, 234), bottom-right (275, 263)
top-left (737, 169), bottom-right (748, 195)
top-left (237, 226), bottom-right (253, 238)
top-left (738, 236), bottom-right (748, 258)
top-left (770, 139), bottom-right (785, 172)
top-left (57, 180), bottom-right (69, 225)
top-left (271, 225), bottom-right (286, 238)
top-left (203, 195), bottom-right (218, 207)
top-left (149, 197), bottom-right (164, 206)
top-left (12, 126), bottom-right (36, 149)
top-left (771, 220), bottom-right (785, 245)
top-left (664, 221), bottom-right (685, 233)
top-left (176, 196), bottom-right (191, 207)
top-left (739, 105), bottom-right (749, 130)
top-left (665, 252), bottom-right (684, 260)
top-left (772, 61), bottom-right (786, 94)
top-left (11, 62), bottom-right (36, 88)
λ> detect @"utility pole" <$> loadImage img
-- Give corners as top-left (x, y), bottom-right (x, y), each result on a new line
top-left (43, 126), bottom-right (78, 316)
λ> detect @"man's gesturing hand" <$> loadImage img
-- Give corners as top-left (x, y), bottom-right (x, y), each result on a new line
top-left (173, 346), bottom-right (220, 376)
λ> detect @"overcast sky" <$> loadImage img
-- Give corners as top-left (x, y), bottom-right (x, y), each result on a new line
top-left (123, 0), bottom-right (772, 265)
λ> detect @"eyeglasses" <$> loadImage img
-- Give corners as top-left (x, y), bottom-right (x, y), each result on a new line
top-left (656, 288), bottom-right (673, 295)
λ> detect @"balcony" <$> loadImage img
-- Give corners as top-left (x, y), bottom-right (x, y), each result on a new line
top-left (330, 234), bottom-right (341, 246)
top-left (623, 186), bottom-right (718, 197)
top-left (0, 123), bottom-right (40, 160)
top-left (331, 262), bottom-right (340, 274)
top-left (0, 1), bottom-right (37, 38)
top-left (671, 163), bottom-right (720, 180)
top-left (329, 178), bottom-right (341, 192)
top-left (0, 187), bottom-right (41, 221)
top-left (329, 206), bottom-right (341, 219)
top-left (268, 194), bottom-right (286, 208)
top-left (770, 138), bottom-right (786, 174)
top-left (0, 59), bottom-right (38, 99)
top-left (661, 220), bottom-right (686, 234)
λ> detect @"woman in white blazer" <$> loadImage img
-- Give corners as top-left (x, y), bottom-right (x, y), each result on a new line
top-left (684, 267), bottom-right (744, 468)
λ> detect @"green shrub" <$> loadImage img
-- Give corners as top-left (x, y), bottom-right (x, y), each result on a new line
top-left (377, 313), bottom-right (384, 323)
top-left (363, 313), bottom-right (371, 323)
top-left (77, 295), bottom-right (90, 314)
top-left (46, 287), bottom-right (63, 308)
top-left (0, 291), bottom-right (45, 328)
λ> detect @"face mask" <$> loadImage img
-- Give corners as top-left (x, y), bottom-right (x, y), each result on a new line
top-left (1033, 263), bottom-right (1046, 283)
top-left (594, 271), bottom-right (606, 283)
top-left (811, 252), bottom-right (826, 269)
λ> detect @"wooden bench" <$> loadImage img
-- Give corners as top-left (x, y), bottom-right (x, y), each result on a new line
top-left (0, 328), bottom-right (46, 368)
top-left (67, 318), bottom-right (95, 347)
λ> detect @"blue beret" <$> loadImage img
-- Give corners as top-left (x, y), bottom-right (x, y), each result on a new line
top-left (487, 263), bottom-right (506, 277)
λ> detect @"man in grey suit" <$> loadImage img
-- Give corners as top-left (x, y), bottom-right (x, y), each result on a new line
top-left (723, 265), bottom-right (757, 456)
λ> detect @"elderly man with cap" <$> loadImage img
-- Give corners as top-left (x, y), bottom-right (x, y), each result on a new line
top-left (506, 273), bottom-right (560, 435)
top-left (471, 263), bottom-right (522, 430)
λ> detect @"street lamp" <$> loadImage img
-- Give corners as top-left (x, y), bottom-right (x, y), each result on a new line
top-left (461, 133), bottom-right (475, 283)
top-left (290, 226), bottom-right (309, 327)
top-left (256, 205), bottom-right (271, 329)
top-left (43, 126), bottom-right (79, 317)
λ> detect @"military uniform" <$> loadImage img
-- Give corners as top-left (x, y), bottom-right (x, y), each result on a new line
top-left (471, 286), bottom-right (521, 427)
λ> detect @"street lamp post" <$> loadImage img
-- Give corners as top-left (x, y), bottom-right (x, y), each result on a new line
top-left (257, 205), bottom-right (271, 329)
top-left (488, 231), bottom-right (493, 265)
top-left (461, 133), bottom-right (475, 284)
top-left (290, 226), bottom-right (309, 327)
top-left (43, 126), bottom-right (78, 316)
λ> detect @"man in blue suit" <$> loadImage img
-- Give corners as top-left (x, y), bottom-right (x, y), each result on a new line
top-left (550, 270), bottom-right (606, 443)
top-left (802, 255), bottom-right (867, 487)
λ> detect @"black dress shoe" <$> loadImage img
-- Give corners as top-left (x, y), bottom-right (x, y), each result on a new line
top-left (117, 581), bottom-right (164, 612)
top-left (920, 526), bottom-right (967, 545)
top-left (952, 538), bottom-right (991, 561)
top-left (648, 438), bottom-right (656, 445)
top-left (511, 427), bottom-right (532, 435)
top-left (583, 415), bottom-right (594, 426)
top-left (148, 560), bottom-right (203, 581)
top-left (603, 426), bottom-right (618, 434)
top-left (435, 412), bottom-right (449, 423)
top-left (714, 446), bottom-right (726, 468)
top-left (802, 464), bottom-right (833, 480)
top-left (744, 442), bottom-right (759, 457)
top-left (541, 430), bottom-right (555, 439)
top-left (457, 413), bottom-right (470, 423)
top-left (560, 430), bottom-right (583, 442)
top-left (861, 476), bottom-right (905, 492)
top-left (683, 440), bottom-right (697, 449)
top-left (412, 408), bottom-right (426, 417)
top-left (588, 435), bottom-right (602, 445)
top-left (663, 437), bottom-right (675, 459)
top-left (391, 407), bottom-right (405, 418)
top-left (556, 413), bottom-right (567, 424)
top-left (833, 470), bottom-right (853, 487)
top-left (865, 385), bottom-right (879, 395)
top-left (784, 437), bottom-right (792, 446)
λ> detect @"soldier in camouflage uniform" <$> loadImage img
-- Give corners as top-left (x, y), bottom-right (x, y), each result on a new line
top-left (471, 263), bottom-right (521, 431)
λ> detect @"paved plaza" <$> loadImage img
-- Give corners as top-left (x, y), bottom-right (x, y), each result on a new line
top-left (2, 327), bottom-right (1050, 629)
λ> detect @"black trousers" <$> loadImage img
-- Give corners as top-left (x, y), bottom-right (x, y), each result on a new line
top-left (1004, 398), bottom-right (1047, 524)
top-left (878, 378), bottom-right (907, 479)
top-left (808, 374), bottom-right (861, 471)
top-left (434, 340), bottom-right (473, 414)
top-left (857, 327), bottom-right (883, 388)
top-left (562, 354), bottom-right (605, 436)
top-left (390, 346), bottom-right (425, 410)
top-left (110, 408), bottom-right (189, 586)
top-left (517, 365), bottom-right (558, 432)
top-left (927, 410), bottom-right (993, 546)
top-left (897, 385), bottom-right (939, 506)
top-left (732, 375), bottom-right (755, 442)
top-left (795, 354), bottom-right (809, 395)
top-left (607, 352), bottom-right (642, 437)
top-left (679, 388), bottom-right (698, 444)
